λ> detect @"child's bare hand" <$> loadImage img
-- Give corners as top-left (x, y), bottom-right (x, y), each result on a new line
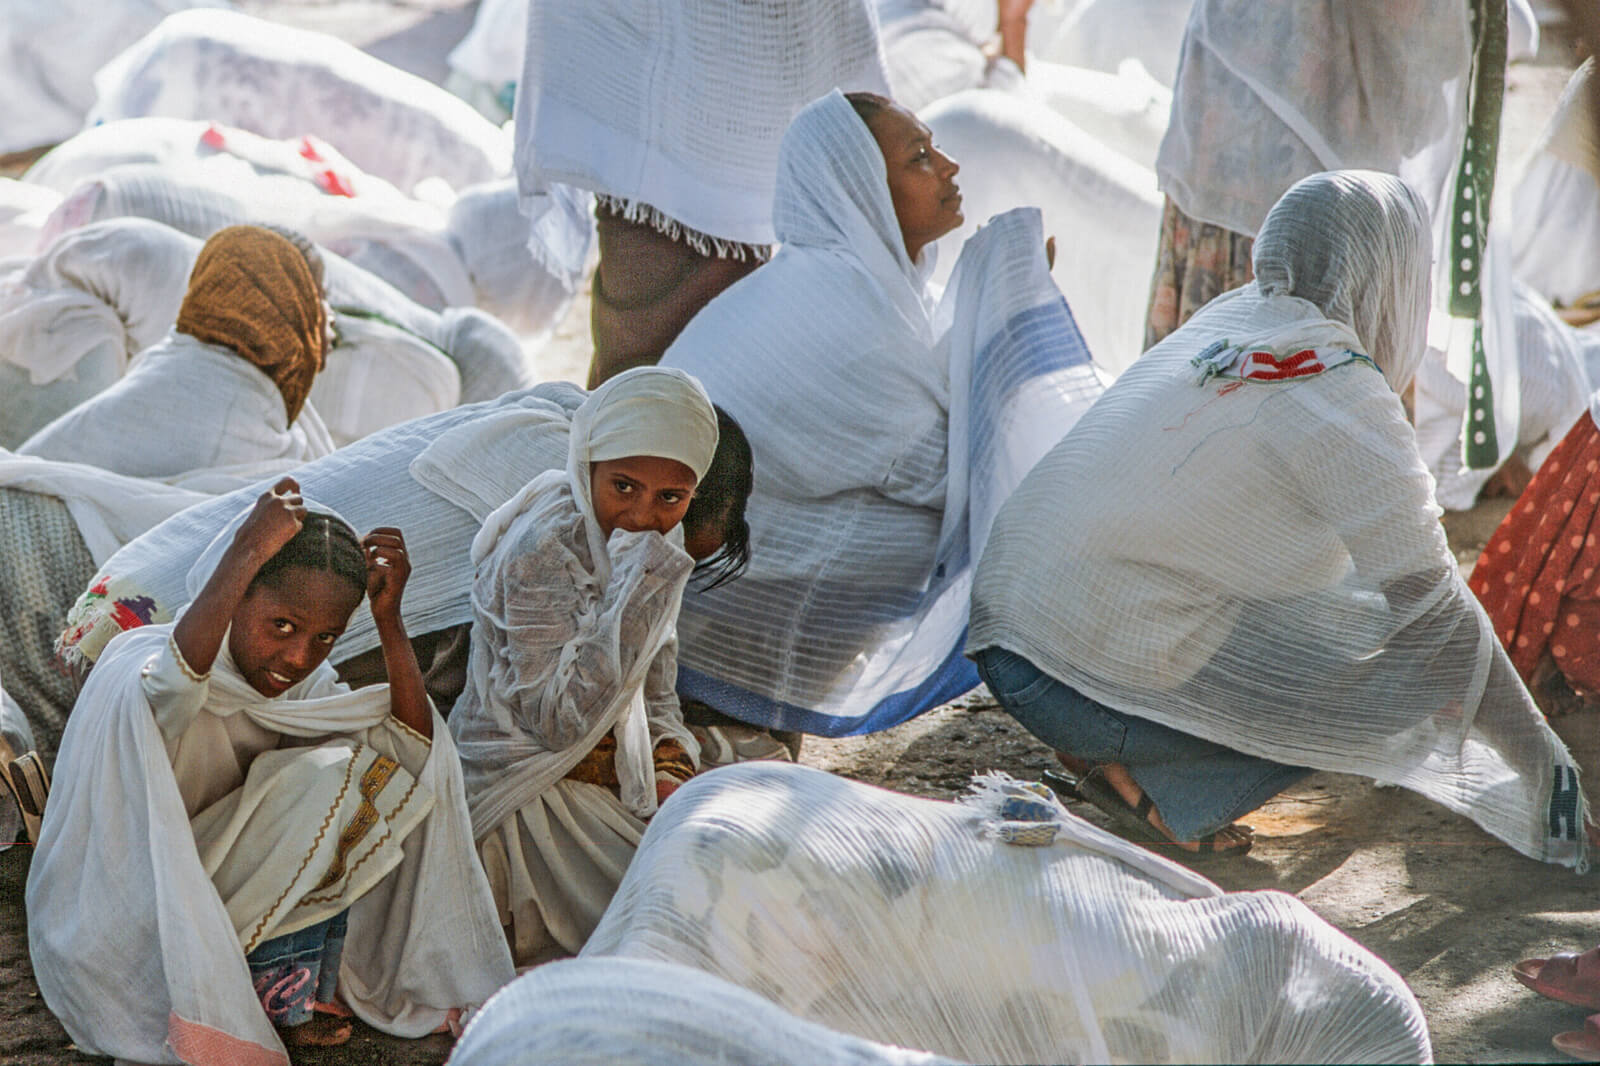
top-left (363, 527), bottom-right (410, 621)
top-left (236, 477), bottom-right (306, 562)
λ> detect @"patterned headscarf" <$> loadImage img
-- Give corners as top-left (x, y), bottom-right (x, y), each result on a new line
top-left (175, 225), bottom-right (327, 421)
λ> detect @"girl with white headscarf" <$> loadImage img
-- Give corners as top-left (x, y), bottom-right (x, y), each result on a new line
top-left (970, 171), bottom-right (1588, 868)
top-left (448, 366), bottom-right (720, 964)
top-left (27, 479), bottom-right (513, 1063)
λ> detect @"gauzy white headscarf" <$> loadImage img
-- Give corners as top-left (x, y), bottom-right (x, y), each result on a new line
top-left (462, 367), bottom-right (716, 824)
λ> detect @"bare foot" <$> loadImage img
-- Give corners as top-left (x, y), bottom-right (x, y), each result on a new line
top-left (282, 1015), bottom-right (353, 1047)
top-left (1097, 763), bottom-right (1254, 853)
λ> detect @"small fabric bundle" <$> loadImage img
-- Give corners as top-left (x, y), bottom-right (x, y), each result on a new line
top-left (176, 225), bottom-right (328, 421)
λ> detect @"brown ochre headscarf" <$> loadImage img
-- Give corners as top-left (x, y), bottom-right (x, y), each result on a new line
top-left (174, 225), bottom-right (328, 422)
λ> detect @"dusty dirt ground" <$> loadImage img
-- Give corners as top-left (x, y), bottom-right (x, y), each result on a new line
top-left (2, 3), bottom-right (1599, 1063)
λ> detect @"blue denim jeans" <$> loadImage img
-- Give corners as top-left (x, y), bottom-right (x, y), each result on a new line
top-left (974, 646), bottom-right (1312, 840)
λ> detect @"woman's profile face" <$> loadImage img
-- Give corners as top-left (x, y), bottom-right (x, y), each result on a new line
top-left (590, 455), bottom-right (699, 538)
top-left (863, 103), bottom-right (963, 261)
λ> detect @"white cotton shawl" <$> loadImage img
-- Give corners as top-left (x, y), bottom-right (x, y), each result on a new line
top-left (19, 332), bottom-right (336, 486)
top-left (969, 171), bottom-right (1587, 869)
top-left (453, 368), bottom-right (717, 828)
top-left (310, 312), bottom-right (462, 448)
top-left (664, 92), bottom-right (1103, 736)
top-left (451, 957), bottom-right (960, 1066)
top-left (27, 509), bottom-right (513, 1064)
top-left (512, 0), bottom-right (889, 247)
top-left (89, 9), bottom-right (512, 195)
top-left (1511, 59), bottom-right (1600, 307)
top-left (79, 385), bottom-right (585, 673)
top-left (583, 763), bottom-right (1433, 1064)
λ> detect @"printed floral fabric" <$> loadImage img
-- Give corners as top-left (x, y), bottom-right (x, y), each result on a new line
top-left (1144, 196), bottom-right (1256, 350)
top-left (246, 911), bottom-right (348, 1028)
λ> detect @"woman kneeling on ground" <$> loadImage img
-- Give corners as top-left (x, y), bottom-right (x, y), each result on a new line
top-left (449, 367), bottom-right (719, 965)
top-left (968, 171), bottom-right (1588, 868)
top-left (27, 477), bottom-right (512, 1061)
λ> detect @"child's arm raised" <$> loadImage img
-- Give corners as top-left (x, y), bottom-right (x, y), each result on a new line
top-left (173, 476), bottom-right (306, 676)
top-left (364, 527), bottom-right (432, 740)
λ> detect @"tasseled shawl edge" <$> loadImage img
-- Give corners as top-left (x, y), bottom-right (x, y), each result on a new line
top-left (597, 194), bottom-right (774, 263)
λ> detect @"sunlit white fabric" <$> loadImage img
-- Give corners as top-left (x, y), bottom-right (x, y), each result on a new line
top-left (0, 0), bottom-right (215, 155)
top-left (665, 92), bottom-right (1103, 736)
top-left (583, 763), bottom-right (1434, 1065)
top-left (0, 219), bottom-right (198, 448)
top-left (920, 88), bottom-right (1161, 373)
top-left (513, 0), bottom-right (889, 247)
top-left (20, 333), bottom-right (336, 488)
top-left (90, 8), bottom-right (511, 195)
top-left (452, 957), bottom-right (960, 1066)
top-left (970, 172), bottom-right (1587, 869)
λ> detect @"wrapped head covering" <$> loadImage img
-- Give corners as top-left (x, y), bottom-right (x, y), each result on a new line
top-left (1252, 170), bottom-right (1432, 393)
top-left (175, 224), bottom-right (328, 421)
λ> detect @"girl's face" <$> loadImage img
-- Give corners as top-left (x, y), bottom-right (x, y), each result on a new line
top-left (228, 566), bottom-right (364, 697)
top-left (864, 104), bottom-right (963, 262)
top-left (590, 456), bottom-right (699, 539)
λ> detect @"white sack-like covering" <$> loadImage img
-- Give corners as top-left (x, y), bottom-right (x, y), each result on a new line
top-left (969, 171), bottom-right (1588, 868)
top-left (1512, 59), bottom-right (1600, 306)
top-left (432, 308), bottom-right (536, 404)
top-left (451, 957), bottom-right (960, 1066)
top-left (513, 0), bottom-right (889, 247)
top-left (311, 312), bottom-right (462, 448)
top-left (875, 0), bottom-right (1017, 113)
top-left (0, 0), bottom-right (218, 155)
top-left (1415, 280), bottom-right (1592, 510)
top-left (74, 385), bottom-right (583, 671)
top-left (446, 178), bottom-right (591, 340)
top-left (0, 449), bottom-right (207, 566)
top-left (445, 0), bottom-right (527, 123)
top-left (664, 92), bottom-right (1103, 737)
top-left (1026, 0), bottom-right (1192, 87)
top-left (0, 179), bottom-right (60, 258)
top-left (90, 9), bottom-right (512, 196)
top-left (0, 219), bottom-right (197, 448)
top-left (19, 333), bottom-right (336, 487)
top-left (29, 605), bottom-right (512, 1062)
top-left (584, 763), bottom-right (1433, 1064)
top-left (921, 89), bottom-right (1161, 373)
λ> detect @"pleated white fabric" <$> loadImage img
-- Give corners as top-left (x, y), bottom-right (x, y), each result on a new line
top-left (970, 171), bottom-right (1588, 869)
top-left (583, 763), bottom-right (1433, 1065)
top-left (451, 957), bottom-right (960, 1066)
top-left (28, 537), bottom-right (513, 1065)
top-left (0, 178), bottom-right (60, 258)
top-left (310, 312), bottom-right (462, 448)
top-left (89, 8), bottom-right (511, 195)
top-left (1415, 281), bottom-right (1593, 510)
top-left (1511, 59), bottom-right (1600, 307)
top-left (663, 92), bottom-right (1103, 736)
top-left (19, 333), bottom-right (336, 486)
top-left (513, 0), bottom-right (889, 247)
top-left (0, 218), bottom-right (198, 448)
top-left (71, 385), bottom-right (584, 672)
